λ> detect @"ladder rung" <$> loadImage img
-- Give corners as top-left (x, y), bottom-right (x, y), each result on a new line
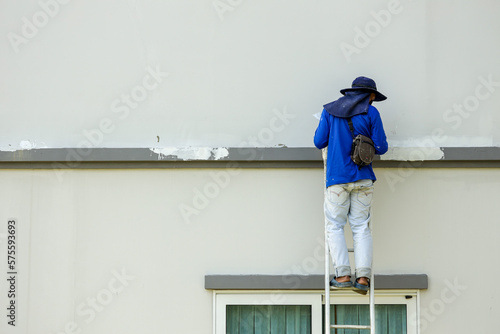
top-left (331, 324), bottom-right (371, 330)
top-left (347, 247), bottom-right (354, 252)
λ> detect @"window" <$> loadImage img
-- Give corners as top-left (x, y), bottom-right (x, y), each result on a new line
top-left (327, 305), bottom-right (407, 333)
top-left (215, 293), bottom-right (322, 333)
top-left (227, 305), bottom-right (312, 333)
top-left (325, 291), bottom-right (417, 334)
top-left (214, 291), bottom-right (418, 334)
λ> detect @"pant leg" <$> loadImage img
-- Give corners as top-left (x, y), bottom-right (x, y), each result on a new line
top-left (348, 179), bottom-right (374, 279)
top-left (324, 183), bottom-right (351, 277)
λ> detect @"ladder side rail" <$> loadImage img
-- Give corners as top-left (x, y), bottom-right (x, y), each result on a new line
top-left (323, 148), bottom-right (330, 334)
top-left (369, 198), bottom-right (375, 334)
top-left (325, 226), bottom-right (330, 334)
top-left (370, 271), bottom-right (375, 334)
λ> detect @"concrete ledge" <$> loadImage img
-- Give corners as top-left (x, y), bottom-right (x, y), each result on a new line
top-left (205, 274), bottom-right (428, 290)
top-left (0, 147), bottom-right (498, 169)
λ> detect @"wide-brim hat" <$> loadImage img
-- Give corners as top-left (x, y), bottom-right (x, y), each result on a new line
top-left (340, 76), bottom-right (387, 101)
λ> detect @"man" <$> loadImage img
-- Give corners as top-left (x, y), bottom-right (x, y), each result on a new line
top-left (314, 76), bottom-right (388, 291)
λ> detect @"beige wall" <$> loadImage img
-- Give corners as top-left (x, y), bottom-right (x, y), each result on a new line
top-left (0, 167), bottom-right (497, 333)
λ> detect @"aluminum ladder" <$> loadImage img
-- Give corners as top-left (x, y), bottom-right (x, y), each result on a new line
top-left (322, 148), bottom-right (375, 334)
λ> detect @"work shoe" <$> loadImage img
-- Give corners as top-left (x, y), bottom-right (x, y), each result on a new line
top-left (353, 277), bottom-right (370, 293)
top-left (330, 276), bottom-right (353, 288)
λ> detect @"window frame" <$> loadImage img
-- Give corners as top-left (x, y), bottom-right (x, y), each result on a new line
top-left (325, 290), bottom-right (418, 334)
top-left (214, 291), bottom-right (322, 333)
top-left (214, 290), bottom-right (418, 334)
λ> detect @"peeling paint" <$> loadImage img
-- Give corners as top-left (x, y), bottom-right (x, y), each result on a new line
top-left (150, 147), bottom-right (229, 161)
top-left (381, 147), bottom-right (444, 161)
top-left (0, 140), bottom-right (46, 151)
top-left (212, 147), bottom-right (229, 160)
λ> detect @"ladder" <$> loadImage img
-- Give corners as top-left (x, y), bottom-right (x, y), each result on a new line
top-left (322, 148), bottom-right (375, 334)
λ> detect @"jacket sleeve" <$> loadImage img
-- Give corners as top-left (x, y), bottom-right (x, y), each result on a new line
top-left (314, 109), bottom-right (330, 149)
top-left (370, 108), bottom-right (388, 155)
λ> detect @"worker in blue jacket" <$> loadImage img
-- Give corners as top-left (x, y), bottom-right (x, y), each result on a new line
top-left (314, 76), bottom-right (388, 291)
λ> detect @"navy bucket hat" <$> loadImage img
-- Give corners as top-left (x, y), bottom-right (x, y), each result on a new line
top-left (340, 76), bottom-right (387, 102)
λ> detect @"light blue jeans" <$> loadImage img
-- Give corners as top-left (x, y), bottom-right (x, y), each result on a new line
top-left (324, 179), bottom-right (374, 279)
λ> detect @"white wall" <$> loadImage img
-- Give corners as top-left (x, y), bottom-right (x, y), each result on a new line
top-left (1, 0), bottom-right (500, 150)
top-left (0, 167), bottom-right (498, 333)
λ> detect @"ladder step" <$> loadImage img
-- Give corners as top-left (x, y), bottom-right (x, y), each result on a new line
top-left (331, 324), bottom-right (371, 330)
top-left (348, 247), bottom-right (354, 252)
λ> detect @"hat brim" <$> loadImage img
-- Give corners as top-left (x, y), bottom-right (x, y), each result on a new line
top-left (340, 87), bottom-right (387, 101)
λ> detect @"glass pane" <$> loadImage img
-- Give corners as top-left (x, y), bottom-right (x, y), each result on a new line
top-left (226, 305), bottom-right (311, 334)
top-left (324, 304), bottom-right (407, 334)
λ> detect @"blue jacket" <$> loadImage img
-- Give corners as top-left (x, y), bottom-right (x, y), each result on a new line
top-left (314, 105), bottom-right (388, 188)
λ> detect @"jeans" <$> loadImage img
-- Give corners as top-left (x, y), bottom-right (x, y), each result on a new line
top-left (324, 179), bottom-right (374, 279)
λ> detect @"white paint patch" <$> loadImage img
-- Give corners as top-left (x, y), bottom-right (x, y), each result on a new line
top-left (151, 147), bottom-right (229, 161)
top-left (381, 147), bottom-right (444, 161)
top-left (0, 140), bottom-right (47, 151)
top-left (212, 147), bottom-right (229, 160)
top-left (20, 140), bottom-right (35, 150)
top-left (0, 146), bottom-right (16, 152)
